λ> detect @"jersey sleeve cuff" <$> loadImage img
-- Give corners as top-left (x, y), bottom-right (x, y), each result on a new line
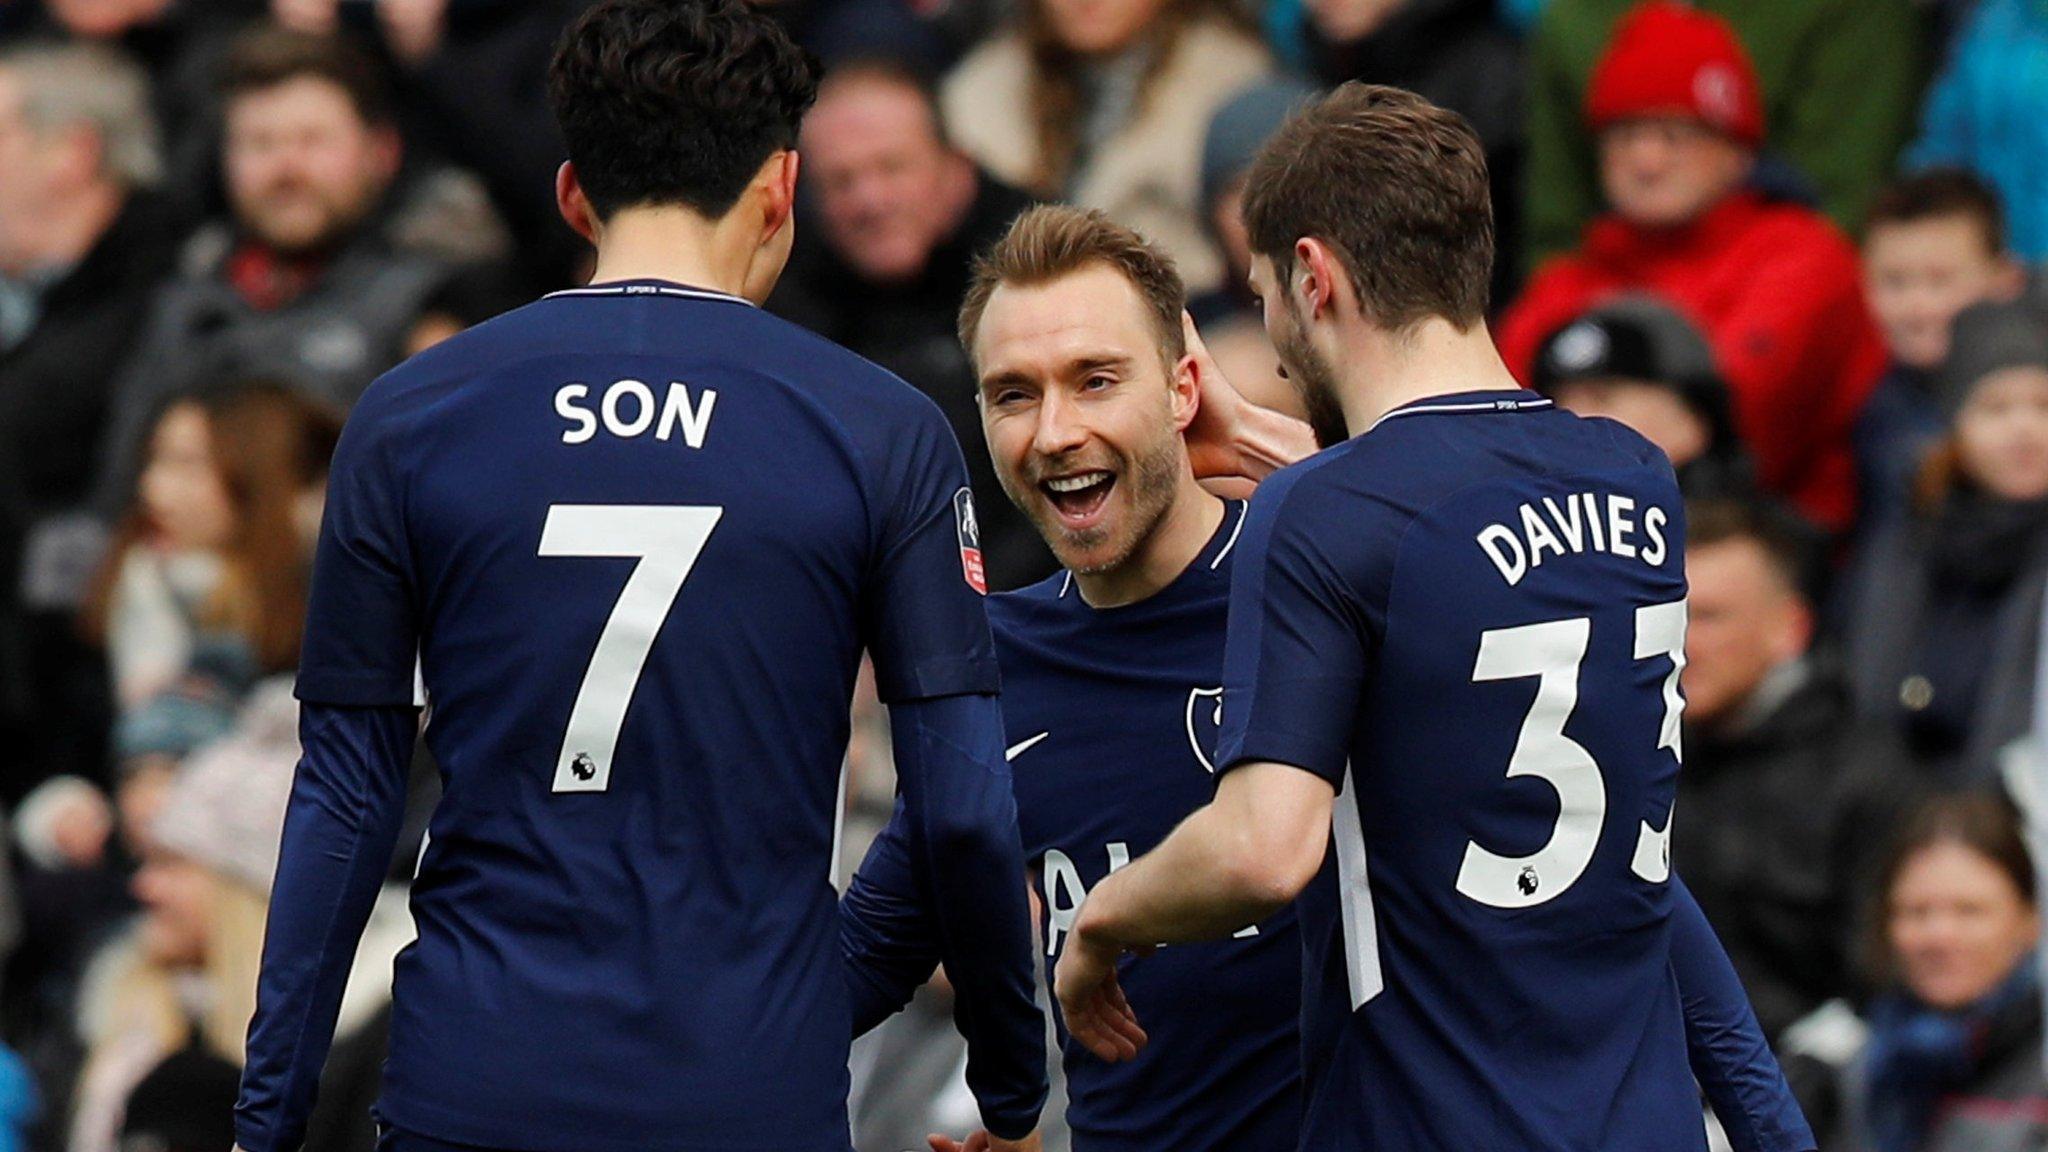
top-left (873, 654), bottom-right (1002, 705)
top-left (294, 668), bottom-right (420, 709)
top-left (1216, 726), bottom-right (1349, 787)
top-left (980, 1093), bottom-right (1047, 1143)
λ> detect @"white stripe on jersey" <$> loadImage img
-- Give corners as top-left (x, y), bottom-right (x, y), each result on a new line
top-left (1211, 501), bottom-right (1249, 570)
top-left (544, 284), bottom-right (757, 308)
top-left (1334, 762), bottom-right (1385, 1010)
top-left (1369, 396), bottom-right (1554, 432)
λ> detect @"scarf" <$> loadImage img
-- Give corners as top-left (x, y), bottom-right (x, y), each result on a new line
top-left (1862, 950), bottom-right (2040, 1152)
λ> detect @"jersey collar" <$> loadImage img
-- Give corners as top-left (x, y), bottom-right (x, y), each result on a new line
top-left (1057, 499), bottom-right (1247, 601)
top-left (1368, 388), bottom-right (1552, 432)
top-left (544, 278), bottom-right (757, 308)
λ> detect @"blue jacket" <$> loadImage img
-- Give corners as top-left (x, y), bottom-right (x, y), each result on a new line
top-left (1906, 0), bottom-right (2048, 260)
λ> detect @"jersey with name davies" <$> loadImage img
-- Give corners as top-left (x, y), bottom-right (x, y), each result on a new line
top-left (989, 500), bottom-right (1301, 1152)
top-left (291, 281), bottom-right (998, 1152)
top-left (1216, 390), bottom-right (1703, 1151)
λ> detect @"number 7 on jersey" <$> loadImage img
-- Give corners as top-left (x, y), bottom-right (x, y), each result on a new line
top-left (539, 504), bottom-right (723, 792)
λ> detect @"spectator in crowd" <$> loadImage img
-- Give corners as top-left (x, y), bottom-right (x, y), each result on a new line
top-left (1831, 793), bottom-right (2046, 1152)
top-left (1188, 76), bottom-right (1311, 423)
top-left (84, 383), bottom-right (338, 739)
top-left (1857, 170), bottom-right (2030, 529)
top-left (67, 680), bottom-right (406, 1152)
top-left (940, 0), bottom-right (1270, 295)
top-left (771, 58), bottom-right (1054, 590)
top-left (0, 42), bottom-right (180, 806)
top-left (1840, 302), bottom-right (2048, 785)
top-left (95, 24), bottom-right (452, 508)
top-left (11, 0), bottom-right (264, 220)
top-left (271, 0), bottom-right (592, 290)
top-left (1528, 295), bottom-right (1751, 498)
top-left (1674, 497), bottom-right (1912, 1061)
top-left (1903, 0), bottom-right (2048, 265)
top-left (1276, 0), bottom-right (1525, 293)
top-left (1522, 0), bottom-right (1917, 271)
top-left (1496, 0), bottom-right (1887, 533)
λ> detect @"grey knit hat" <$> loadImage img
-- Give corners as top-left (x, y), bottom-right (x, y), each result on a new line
top-left (1940, 300), bottom-right (2048, 419)
top-left (1201, 77), bottom-right (1320, 210)
top-left (150, 679), bottom-right (301, 894)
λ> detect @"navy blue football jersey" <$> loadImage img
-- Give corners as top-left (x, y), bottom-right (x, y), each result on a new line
top-left (991, 501), bottom-right (1301, 1152)
top-left (290, 282), bottom-right (1000, 1151)
top-left (1217, 390), bottom-right (1702, 1151)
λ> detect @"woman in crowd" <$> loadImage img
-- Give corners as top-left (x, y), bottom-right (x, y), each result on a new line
top-left (1839, 301), bottom-right (2048, 785)
top-left (1832, 792), bottom-right (2046, 1152)
top-left (75, 381), bottom-right (339, 834)
top-left (940, 0), bottom-right (1270, 295)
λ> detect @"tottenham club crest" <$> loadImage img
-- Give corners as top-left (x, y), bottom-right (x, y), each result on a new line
top-left (1185, 687), bottom-right (1225, 773)
top-left (954, 487), bottom-right (986, 594)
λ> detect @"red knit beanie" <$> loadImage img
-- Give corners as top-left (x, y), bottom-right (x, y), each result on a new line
top-left (1586, 0), bottom-right (1764, 147)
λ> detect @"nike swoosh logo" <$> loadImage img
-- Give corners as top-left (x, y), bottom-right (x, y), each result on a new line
top-left (1005, 732), bottom-right (1050, 762)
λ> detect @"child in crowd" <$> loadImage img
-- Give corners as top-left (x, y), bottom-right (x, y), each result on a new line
top-left (1857, 170), bottom-right (2028, 529)
top-left (1839, 302), bottom-right (2048, 784)
top-left (1830, 792), bottom-right (2045, 1152)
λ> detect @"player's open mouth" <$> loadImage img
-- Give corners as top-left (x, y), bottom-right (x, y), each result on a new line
top-left (1041, 470), bottom-right (1115, 528)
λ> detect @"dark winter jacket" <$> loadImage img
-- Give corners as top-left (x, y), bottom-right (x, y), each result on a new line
top-left (0, 195), bottom-right (180, 800)
top-left (1839, 495), bottom-right (2048, 785)
top-left (1677, 660), bottom-right (1917, 1043)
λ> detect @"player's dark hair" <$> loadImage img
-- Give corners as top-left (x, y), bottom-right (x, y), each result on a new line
top-left (548, 0), bottom-right (821, 221)
top-left (1241, 83), bottom-right (1492, 332)
top-left (221, 24), bottom-right (393, 127)
top-left (958, 204), bottom-right (1188, 370)
top-left (1684, 496), bottom-right (1825, 606)
top-left (1866, 167), bottom-right (2007, 257)
top-left (1869, 792), bottom-right (2036, 984)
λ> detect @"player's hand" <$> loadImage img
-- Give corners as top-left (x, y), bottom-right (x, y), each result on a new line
top-left (1180, 312), bottom-right (1318, 483)
top-left (1181, 311), bottom-right (1253, 481)
top-left (926, 1129), bottom-right (1043, 1152)
top-left (1053, 931), bottom-right (1147, 1063)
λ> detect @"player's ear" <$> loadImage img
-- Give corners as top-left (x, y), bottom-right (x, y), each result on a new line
top-left (760, 150), bottom-right (800, 243)
top-left (556, 162), bottom-right (600, 245)
top-left (1294, 238), bottom-right (1344, 322)
top-left (1170, 348), bottom-right (1201, 434)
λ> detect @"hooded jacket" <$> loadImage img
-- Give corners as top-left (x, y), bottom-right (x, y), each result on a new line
top-left (1498, 189), bottom-right (1887, 532)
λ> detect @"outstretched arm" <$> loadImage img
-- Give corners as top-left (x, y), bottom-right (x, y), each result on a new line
top-left (1054, 761), bottom-right (1332, 1062)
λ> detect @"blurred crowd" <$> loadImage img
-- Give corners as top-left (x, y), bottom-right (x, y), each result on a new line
top-left (0, 0), bottom-right (2046, 1149)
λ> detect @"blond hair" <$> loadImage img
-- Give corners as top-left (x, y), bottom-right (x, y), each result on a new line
top-left (958, 204), bottom-right (1187, 368)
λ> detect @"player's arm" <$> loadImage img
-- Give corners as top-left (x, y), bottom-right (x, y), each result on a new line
top-left (1058, 761), bottom-right (1331, 1060)
top-left (840, 797), bottom-right (944, 1036)
top-left (237, 704), bottom-right (416, 1152)
top-left (1058, 474), bottom-right (1371, 1062)
top-left (1670, 876), bottom-right (1819, 1152)
top-left (858, 400), bottom-right (1046, 1142)
top-left (235, 398), bottom-right (422, 1152)
top-left (889, 690), bottom-right (1045, 1141)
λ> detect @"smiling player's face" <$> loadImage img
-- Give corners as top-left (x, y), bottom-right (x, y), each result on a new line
top-left (975, 263), bottom-right (1193, 574)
